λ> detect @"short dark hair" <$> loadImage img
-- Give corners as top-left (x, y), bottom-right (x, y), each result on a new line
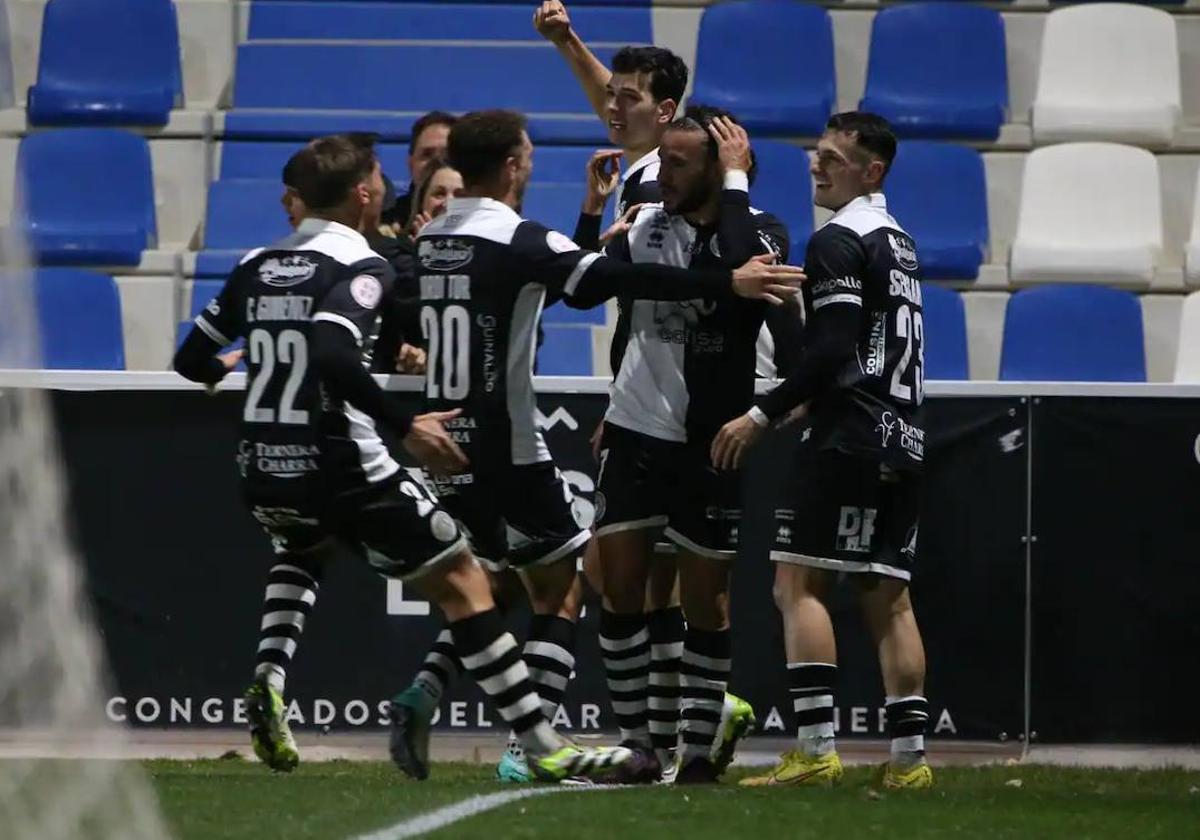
top-left (409, 111), bottom-right (458, 155)
top-left (665, 104), bottom-right (759, 186)
top-left (825, 111), bottom-right (897, 178)
top-left (282, 132), bottom-right (377, 190)
top-left (448, 110), bottom-right (527, 186)
top-left (286, 134), bottom-right (378, 210)
top-left (611, 46), bottom-right (688, 106)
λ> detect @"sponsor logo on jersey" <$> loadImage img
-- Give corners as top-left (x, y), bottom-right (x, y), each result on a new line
top-left (477, 315), bottom-right (499, 393)
top-left (897, 416), bottom-right (925, 460)
top-left (999, 428), bottom-right (1024, 453)
top-left (836, 506), bottom-right (877, 553)
top-left (811, 276), bottom-right (862, 297)
top-left (888, 233), bottom-right (919, 272)
top-left (350, 274), bottom-right (383, 309)
top-left (250, 442), bottom-right (320, 476)
top-left (419, 238), bottom-right (474, 271)
top-left (876, 411), bottom-right (896, 447)
top-left (653, 300), bottom-right (718, 348)
top-left (259, 255), bottom-right (317, 288)
top-left (864, 311), bottom-right (887, 376)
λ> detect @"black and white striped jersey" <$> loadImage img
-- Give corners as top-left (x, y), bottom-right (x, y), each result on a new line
top-left (194, 218), bottom-right (401, 493)
top-left (416, 196), bottom-right (743, 469)
top-left (603, 185), bottom-right (790, 444)
top-left (615, 149), bottom-right (661, 220)
top-left (758, 192), bottom-right (926, 470)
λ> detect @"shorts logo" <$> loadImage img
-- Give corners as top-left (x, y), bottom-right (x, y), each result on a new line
top-left (776, 524), bottom-right (793, 545)
top-left (888, 233), bottom-right (919, 272)
top-left (876, 411), bottom-right (896, 448)
top-left (836, 506), bottom-right (877, 554)
top-left (259, 255), bottom-right (317, 287)
top-left (430, 510), bottom-right (458, 543)
top-left (419, 238), bottom-right (474, 271)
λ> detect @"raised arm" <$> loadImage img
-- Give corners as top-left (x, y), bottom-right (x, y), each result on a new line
top-left (534, 1), bottom-right (612, 121)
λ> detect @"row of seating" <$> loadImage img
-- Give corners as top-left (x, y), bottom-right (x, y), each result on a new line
top-left (18, 0), bottom-right (1186, 147)
top-left (17, 127), bottom-right (1200, 289)
top-left (22, 268), bottom-right (1198, 383)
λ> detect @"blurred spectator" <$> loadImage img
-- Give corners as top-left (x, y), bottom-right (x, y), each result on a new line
top-left (387, 111), bottom-right (459, 226)
top-left (406, 158), bottom-right (464, 237)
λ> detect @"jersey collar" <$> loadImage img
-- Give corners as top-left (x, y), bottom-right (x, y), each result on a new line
top-left (621, 147), bottom-right (660, 185)
top-left (297, 217), bottom-right (369, 244)
top-left (830, 192), bottom-right (888, 221)
top-left (447, 196), bottom-right (518, 216)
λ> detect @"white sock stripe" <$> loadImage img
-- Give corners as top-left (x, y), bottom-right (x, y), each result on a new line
top-left (257, 637), bottom-right (298, 657)
top-left (648, 721), bottom-right (676, 733)
top-left (272, 563), bottom-right (318, 583)
top-left (260, 610), bottom-right (306, 631)
top-left (460, 633), bottom-right (518, 671)
top-left (647, 697), bottom-right (679, 710)
top-left (679, 720), bottom-right (719, 735)
top-left (599, 630), bottom-right (650, 652)
top-left (797, 721), bottom-right (836, 739)
top-left (423, 652), bottom-right (458, 674)
top-left (530, 670), bottom-right (570, 693)
top-left (681, 651), bottom-right (731, 672)
top-left (885, 695), bottom-right (927, 705)
top-left (603, 653), bottom-right (651, 672)
top-left (787, 662), bottom-right (837, 670)
top-left (523, 641), bottom-right (576, 668)
top-left (498, 692), bottom-right (542, 722)
top-left (478, 662), bottom-right (527, 696)
top-left (607, 676), bottom-right (649, 693)
top-left (265, 583), bottom-right (317, 605)
top-left (793, 695), bottom-right (835, 712)
top-left (680, 674), bottom-right (725, 691)
top-left (648, 674), bottom-right (680, 687)
top-left (650, 642), bottom-right (684, 659)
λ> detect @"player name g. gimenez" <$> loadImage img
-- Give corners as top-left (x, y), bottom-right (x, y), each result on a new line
top-left (245, 295), bottom-right (314, 323)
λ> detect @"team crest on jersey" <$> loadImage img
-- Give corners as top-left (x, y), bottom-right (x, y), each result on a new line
top-left (419, 238), bottom-right (474, 271)
top-left (887, 233), bottom-right (919, 272)
top-left (259, 255), bottom-right (317, 287)
top-left (350, 274), bottom-right (383, 308)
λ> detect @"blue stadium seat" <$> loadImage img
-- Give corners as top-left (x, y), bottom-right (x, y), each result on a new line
top-left (28, 0), bottom-right (181, 126)
top-left (860, 3), bottom-right (1007, 140)
top-left (751, 140), bottom-right (814, 260)
top-left (523, 183), bottom-right (586, 239)
top-left (537, 325), bottom-right (593, 375)
top-left (248, 2), bottom-right (651, 42)
top-left (691, 0), bottom-right (834, 136)
top-left (885, 141), bottom-right (988, 281)
top-left (197, 180), bottom-right (293, 278)
top-left (227, 44), bottom-right (617, 142)
top-left (921, 283), bottom-right (968, 380)
top-left (32, 269), bottom-right (125, 369)
top-left (1000, 285), bottom-right (1145, 382)
top-left (17, 129), bottom-right (156, 266)
top-left (178, 279), bottom-right (244, 351)
top-left (543, 300), bottom-right (605, 326)
top-left (220, 141), bottom-right (412, 185)
top-left (533, 147), bottom-right (606, 186)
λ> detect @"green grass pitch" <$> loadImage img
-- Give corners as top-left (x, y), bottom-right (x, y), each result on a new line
top-left (145, 759), bottom-right (1199, 839)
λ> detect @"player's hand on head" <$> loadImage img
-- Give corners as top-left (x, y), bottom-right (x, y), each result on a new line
top-left (706, 116), bottom-right (752, 174)
top-left (711, 413), bottom-right (765, 472)
top-left (534, 0), bottom-right (572, 44)
top-left (404, 409), bottom-right (469, 474)
top-left (600, 203), bottom-right (644, 246)
top-left (732, 254), bottom-right (806, 305)
top-left (583, 150), bottom-right (623, 215)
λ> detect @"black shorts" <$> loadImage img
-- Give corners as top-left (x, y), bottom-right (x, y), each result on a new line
top-left (594, 423), bottom-right (740, 559)
top-left (426, 461), bottom-right (590, 572)
top-left (244, 470), bottom-right (468, 581)
top-left (771, 445), bottom-right (921, 581)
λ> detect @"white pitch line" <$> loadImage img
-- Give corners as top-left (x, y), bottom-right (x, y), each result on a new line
top-left (351, 784), bottom-right (622, 840)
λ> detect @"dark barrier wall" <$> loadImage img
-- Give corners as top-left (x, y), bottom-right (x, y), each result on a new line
top-left (41, 388), bottom-right (1200, 744)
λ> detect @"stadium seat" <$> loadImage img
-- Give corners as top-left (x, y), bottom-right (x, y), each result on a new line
top-left (523, 183), bottom-right (586, 239)
top-left (27, 0), bottom-right (182, 126)
top-left (196, 180), bottom-right (292, 278)
top-left (999, 285), bottom-right (1145, 382)
top-left (33, 269), bottom-right (125, 369)
top-left (220, 142), bottom-right (412, 185)
top-left (247, 2), bottom-right (651, 43)
top-left (533, 147), bottom-right (604, 186)
top-left (17, 129), bottom-right (156, 267)
top-left (177, 279), bottom-right (242, 350)
top-left (885, 141), bottom-right (988, 281)
top-left (691, 0), bottom-right (834, 136)
top-left (537, 325), bottom-right (593, 375)
top-left (751, 141), bottom-right (813, 260)
top-left (543, 300), bottom-right (605, 326)
top-left (1031, 4), bottom-right (1180, 146)
top-left (860, 3), bottom-right (1007, 140)
top-left (1174, 291), bottom-right (1200, 383)
top-left (1009, 143), bottom-right (1161, 287)
top-left (226, 44), bottom-right (617, 142)
top-left (922, 283), bottom-right (968, 381)
top-left (1185, 168), bottom-right (1200, 286)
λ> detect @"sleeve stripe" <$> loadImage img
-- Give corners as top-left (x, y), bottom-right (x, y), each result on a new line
top-left (811, 294), bottom-right (863, 310)
top-left (564, 252), bottom-right (602, 295)
top-left (195, 315), bottom-right (232, 346)
top-left (313, 311), bottom-right (363, 344)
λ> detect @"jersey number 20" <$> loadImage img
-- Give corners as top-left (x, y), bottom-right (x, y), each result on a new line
top-left (421, 305), bottom-right (470, 400)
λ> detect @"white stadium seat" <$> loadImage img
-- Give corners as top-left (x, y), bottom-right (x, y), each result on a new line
top-left (1186, 168), bottom-right (1200, 286)
top-left (1032, 4), bottom-right (1180, 147)
top-left (1010, 143), bottom-right (1162, 287)
top-left (1174, 291), bottom-right (1200, 383)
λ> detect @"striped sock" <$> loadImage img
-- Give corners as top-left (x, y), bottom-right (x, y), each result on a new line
top-left (678, 627), bottom-right (731, 765)
top-left (886, 695), bottom-right (929, 768)
top-left (599, 610), bottom-right (651, 747)
top-left (413, 628), bottom-right (461, 709)
top-left (646, 607), bottom-right (684, 765)
top-left (788, 662), bottom-right (837, 757)
top-left (254, 562), bottom-right (321, 694)
top-left (523, 614), bottom-right (577, 722)
top-left (450, 608), bottom-right (559, 756)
